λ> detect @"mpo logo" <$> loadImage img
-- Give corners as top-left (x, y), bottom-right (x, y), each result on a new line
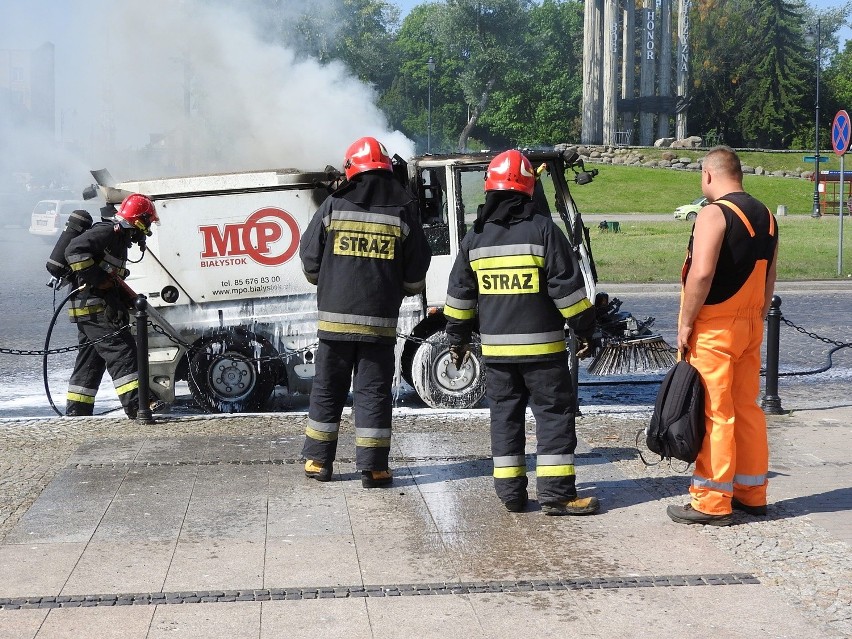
top-left (198, 208), bottom-right (300, 267)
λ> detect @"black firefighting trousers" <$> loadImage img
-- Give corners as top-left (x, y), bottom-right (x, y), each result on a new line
top-left (66, 307), bottom-right (139, 418)
top-left (302, 339), bottom-right (395, 471)
top-left (486, 355), bottom-right (578, 505)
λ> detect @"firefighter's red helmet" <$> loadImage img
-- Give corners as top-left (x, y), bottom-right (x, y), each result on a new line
top-left (484, 150), bottom-right (535, 197)
top-left (115, 193), bottom-right (159, 236)
top-left (343, 136), bottom-right (393, 180)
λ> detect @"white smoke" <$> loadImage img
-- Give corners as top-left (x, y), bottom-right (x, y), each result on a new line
top-left (0, 0), bottom-right (412, 187)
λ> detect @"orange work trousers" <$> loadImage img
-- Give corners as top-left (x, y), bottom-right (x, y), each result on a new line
top-left (684, 268), bottom-right (770, 515)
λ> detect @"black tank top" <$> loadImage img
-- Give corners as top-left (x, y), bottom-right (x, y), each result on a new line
top-left (704, 191), bottom-right (777, 305)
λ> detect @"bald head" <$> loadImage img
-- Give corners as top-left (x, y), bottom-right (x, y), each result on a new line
top-left (701, 146), bottom-right (744, 199)
top-left (704, 146), bottom-right (742, 179)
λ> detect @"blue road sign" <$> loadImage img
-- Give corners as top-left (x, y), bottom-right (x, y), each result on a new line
top-left (803, 156), bottom-right (828, 163)
top-left (832, 110), bottom-right (851, 156)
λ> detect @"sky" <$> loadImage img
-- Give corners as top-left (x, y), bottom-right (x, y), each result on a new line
top-left (1, 0), bottom-right (848, 188)
top-left (0, 0), bottom-right (416, 187)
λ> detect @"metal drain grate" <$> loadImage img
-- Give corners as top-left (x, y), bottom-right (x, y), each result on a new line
top-left (66, 453), bottom-right (604, 470)
top-left (0, 573), bottom-right (759, 609)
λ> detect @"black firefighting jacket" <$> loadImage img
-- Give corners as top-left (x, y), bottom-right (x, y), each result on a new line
top-left (299, 171), bottom-right (432, 344)
top-left (445, 191), bottom-right (593, 363)
top-left (65, 221), bottom-right (130, 323)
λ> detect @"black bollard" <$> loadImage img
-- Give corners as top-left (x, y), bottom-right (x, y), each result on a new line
top-left (134, 295), bottom-right (154, 423)
top-left (761, 295), bottom-right (785, 415)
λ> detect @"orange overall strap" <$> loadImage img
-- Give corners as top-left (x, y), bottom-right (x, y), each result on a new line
top-left (714, 199), bottom-right (755, 237)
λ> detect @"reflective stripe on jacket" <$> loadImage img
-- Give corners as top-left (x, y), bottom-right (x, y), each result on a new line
top-left (299, 172), bottom-right (432, 343)
top-left (64, 222), bottom-right (129, 323)
top-left (445, 205), bottom-right (592, 363)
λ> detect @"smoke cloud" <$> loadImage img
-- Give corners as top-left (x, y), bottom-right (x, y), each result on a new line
top-left (0, 0), bottom-right (412, 190)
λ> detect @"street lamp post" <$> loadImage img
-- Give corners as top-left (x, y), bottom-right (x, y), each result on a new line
top-left (813, 18), bottom-right (822, 218)
top-left (427, 56), bottom-right (435, 153)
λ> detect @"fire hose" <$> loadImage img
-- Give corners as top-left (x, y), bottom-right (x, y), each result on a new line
top-left (41, 279), bottom-right (150, 418)
top-left (42, 284), bottom-right (86, 416)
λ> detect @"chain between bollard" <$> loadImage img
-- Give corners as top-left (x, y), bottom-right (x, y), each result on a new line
top-left (0, 325), bottom-right (132, 356)
top-left (780, 317), bottom-right (852, 349)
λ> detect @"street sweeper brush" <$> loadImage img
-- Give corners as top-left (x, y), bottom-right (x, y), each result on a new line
top-left (586, 293), bottom-right (677, 375)
top-left (587, 334), bottom-right (676, 375)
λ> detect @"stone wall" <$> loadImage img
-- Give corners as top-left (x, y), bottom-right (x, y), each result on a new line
top-left (555, 143), bottom-right (813, 180)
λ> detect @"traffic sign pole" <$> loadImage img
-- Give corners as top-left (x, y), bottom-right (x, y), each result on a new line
top-left (840, 155), bottom-right (845, 276)
top-left (832, 110), bottom-right (850, 275)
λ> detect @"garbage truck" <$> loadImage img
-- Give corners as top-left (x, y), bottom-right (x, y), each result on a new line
top-left (83, 149), bottom-right (669, 413)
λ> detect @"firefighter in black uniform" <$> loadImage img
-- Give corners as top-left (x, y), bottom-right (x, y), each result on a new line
top-left (444, 150), bottom-right (600, 515)
top-left (300, 136), bottom-right (431, 487)
top-left (64, 194), bottom-right (159, 419)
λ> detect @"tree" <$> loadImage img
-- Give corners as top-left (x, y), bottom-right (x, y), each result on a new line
top-left (435, 0), bottom-right (533, 151)
top-left (479, 0), bottom-right (585, 147)
top-left (688, 0), bottom-right (758, 146)
top-left (381, 4), bottom-right (467, 152)
top-left (687, 0), bottom-right (845, 149)
top-left (257, 0), bottom-right (400, 92)
top-left (825, 40), bottom-right (852, 126)
top-left (811, 5), bottom-right (852, 149)
top-left (735, 0), bottom-right (811, 147)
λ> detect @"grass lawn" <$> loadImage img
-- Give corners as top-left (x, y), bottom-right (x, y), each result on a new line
top-left (561, 154), bottom-right (851, 282)
top-left (570, 163), bottom-right (821, 215)
top-left (587, 215), bottom-right (851, 283)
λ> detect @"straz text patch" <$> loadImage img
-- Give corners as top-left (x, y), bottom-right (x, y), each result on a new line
top-left (477, 268), bottom-right (540, 294)
top-left (334, 232), bottom-right (395, 259)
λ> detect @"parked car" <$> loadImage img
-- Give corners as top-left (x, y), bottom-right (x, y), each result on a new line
top-left (27, 199), bottom-right (104, 240)
top-left (673, 196), bottom-right (708, 221)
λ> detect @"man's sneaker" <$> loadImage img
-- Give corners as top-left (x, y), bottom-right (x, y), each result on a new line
top-left (732, 498), bottom-right (767, 516)
top-left (362, 470), bottom-right (393, 488)
top-left (503, 494), bottom-right (528, 513)
top-left (541, 496), bottom-right (600, 516)
top-left (304, 460), bottom-right (332, 482)
top-left (667, 503), bottom-right (732, 526)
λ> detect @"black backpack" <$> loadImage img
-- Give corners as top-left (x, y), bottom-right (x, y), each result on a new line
top-left (641, 360), bottom-right (705, 464)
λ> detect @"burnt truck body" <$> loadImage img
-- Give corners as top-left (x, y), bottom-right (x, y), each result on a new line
top-left (87, 150), bottom-right (634, 413)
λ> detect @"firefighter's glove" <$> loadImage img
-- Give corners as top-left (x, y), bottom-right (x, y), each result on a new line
top-left (569, 306), bottom-right (596, 359)
top-left (449, 343), bottom-right (471, 369)
top-left (576, 335), bottom-right (593, 360)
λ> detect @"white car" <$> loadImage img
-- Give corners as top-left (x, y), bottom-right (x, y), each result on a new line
top-left (28, 199), bottom-right (104, 240)
top-left (673, 196), bottom-right (708, 221)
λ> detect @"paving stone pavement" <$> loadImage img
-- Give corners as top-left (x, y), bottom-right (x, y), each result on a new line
top-left (0, 390), bottom-right (848, 639)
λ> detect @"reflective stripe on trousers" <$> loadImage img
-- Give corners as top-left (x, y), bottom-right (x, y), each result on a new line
top-left (66, 314), bottom-right (138, 417)
top-left (686, 263), bottom-right (770, 515)
top-left (486, 356), bottom-right (578, 504)
top-left (302, 339), bottom-right (395, 471)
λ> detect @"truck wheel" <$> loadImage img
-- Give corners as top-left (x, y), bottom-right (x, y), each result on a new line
top-left (410, 331), bottom-right (486, 409)
top-left (188, 329), bottom-right (281, 413)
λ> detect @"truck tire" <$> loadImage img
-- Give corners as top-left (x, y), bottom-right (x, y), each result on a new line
top-left (188, 328), bottom-right (281, 413)
top-left (410, 331), bottom-right (486, 409)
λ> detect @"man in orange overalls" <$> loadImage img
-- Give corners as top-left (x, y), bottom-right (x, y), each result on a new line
top-left (667, 146), bottom-right (778, 526)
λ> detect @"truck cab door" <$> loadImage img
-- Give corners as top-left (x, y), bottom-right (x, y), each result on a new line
top-left (416, 165), bottom-right (457, 307)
